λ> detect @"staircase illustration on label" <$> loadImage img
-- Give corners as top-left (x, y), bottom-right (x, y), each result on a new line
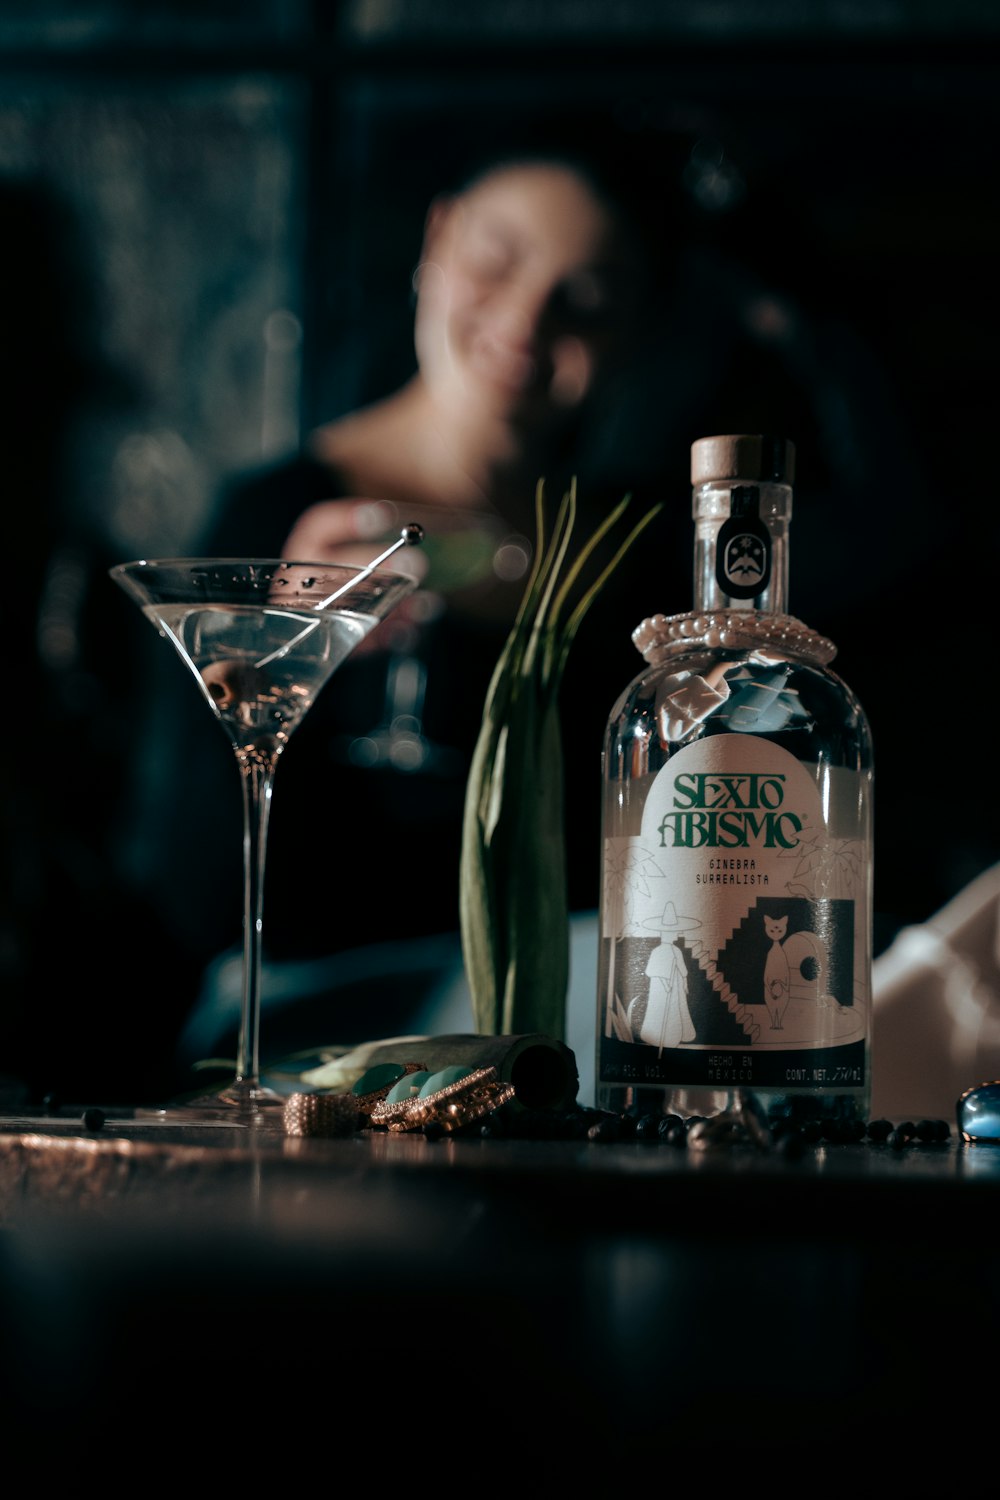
top-left (623, 897), bottom-right (838, 1054)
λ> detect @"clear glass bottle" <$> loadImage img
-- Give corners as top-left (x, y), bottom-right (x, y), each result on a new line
top-left (596, 435), bottom-right (873, 1125)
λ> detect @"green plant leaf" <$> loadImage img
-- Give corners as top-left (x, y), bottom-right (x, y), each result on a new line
top-left (460, 478), bottom-right (662, 1041)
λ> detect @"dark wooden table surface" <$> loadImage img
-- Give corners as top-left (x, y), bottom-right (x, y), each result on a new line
top-left (1, 1102), bottom-right (996, 1482)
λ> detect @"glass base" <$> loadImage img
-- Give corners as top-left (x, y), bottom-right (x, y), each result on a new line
top-left (135, 1078), bottom-right (287, 1128)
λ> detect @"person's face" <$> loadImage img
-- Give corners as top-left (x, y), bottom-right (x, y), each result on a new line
top-left (414, 162), bottom-right (640, 431)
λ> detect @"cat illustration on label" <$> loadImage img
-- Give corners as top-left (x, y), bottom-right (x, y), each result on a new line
top-left (761, 912), bottom-right (836, 1029)
top-left (763, 912), bottom-right (791, 1029)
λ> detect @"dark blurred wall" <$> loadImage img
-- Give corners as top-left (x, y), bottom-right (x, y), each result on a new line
top-left (0, 1), bottom-right (998, 1099)
top-left (0, 7), bottom-right (304, 1099)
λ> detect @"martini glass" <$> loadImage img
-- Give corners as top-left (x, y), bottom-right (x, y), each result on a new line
top-left (110, 535), bottom-right (421, 1125)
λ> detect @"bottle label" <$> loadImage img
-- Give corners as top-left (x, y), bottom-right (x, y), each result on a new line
top-left (598, 733), bottom-right (869, 1091)
top-left (716, 485), bottom-right (771, 599)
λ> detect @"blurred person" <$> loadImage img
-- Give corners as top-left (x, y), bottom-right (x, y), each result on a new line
top-left (127, 134), bottom-right (689, 1070)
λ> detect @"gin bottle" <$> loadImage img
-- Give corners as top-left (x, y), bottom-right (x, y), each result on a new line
top-left (596, 435), bottom-right (873, 1125)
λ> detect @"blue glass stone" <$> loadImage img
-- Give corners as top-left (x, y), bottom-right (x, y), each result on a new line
top-left (418, 1065), bottom-right (474, 1097)
top-left (385, 1070), bottom-right (431, 1104)
top-left (351, 1062), bottom-right (406, 1096)
top-left (956, 1080), bottom-right (1000, 1143)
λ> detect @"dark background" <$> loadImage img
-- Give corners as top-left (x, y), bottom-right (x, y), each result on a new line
top-left (2, 1), bottom-right (998, 1100)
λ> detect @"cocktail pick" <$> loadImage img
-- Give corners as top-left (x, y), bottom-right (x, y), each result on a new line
top-left (313, 523), bottom-right (426, 610)
top-left (255, 524), bottom-right (425, 668)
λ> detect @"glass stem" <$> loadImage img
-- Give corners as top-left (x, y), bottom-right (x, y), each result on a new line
top-left (235, 750), bottom-right (276, 1086)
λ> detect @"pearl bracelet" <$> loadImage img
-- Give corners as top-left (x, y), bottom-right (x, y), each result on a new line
top-left (633, 609), bottom-right (838, 667)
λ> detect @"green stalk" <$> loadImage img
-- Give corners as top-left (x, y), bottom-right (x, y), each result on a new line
top-left (460, 479), bottom-right (662, 1042)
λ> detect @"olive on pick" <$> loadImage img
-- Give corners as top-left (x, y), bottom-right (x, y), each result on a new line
top-left (201, 660), bottom-right (271, 713)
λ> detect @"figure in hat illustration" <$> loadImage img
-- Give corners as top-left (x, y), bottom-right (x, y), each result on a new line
top-left (628, 901), bottom-right (701, 1054)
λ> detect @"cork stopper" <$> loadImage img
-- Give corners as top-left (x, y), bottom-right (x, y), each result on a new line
top-left (691, 434), bottom-right (795, 486)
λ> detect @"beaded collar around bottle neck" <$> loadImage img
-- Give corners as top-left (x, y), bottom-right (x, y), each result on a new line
top-left (633, 609), bottom-right (837, 668)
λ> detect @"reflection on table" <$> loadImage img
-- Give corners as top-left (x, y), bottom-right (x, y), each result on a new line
top-left (0, 1102), bottom-right (997, 1483)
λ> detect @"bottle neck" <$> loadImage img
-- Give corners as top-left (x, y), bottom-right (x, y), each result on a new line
top-left (692, 478), bottom-right (791, 615)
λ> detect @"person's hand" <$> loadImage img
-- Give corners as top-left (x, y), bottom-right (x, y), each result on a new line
top-left (281, 497), bottom-right (430, 653)
top-left (282, 497), bottom-right (395, 564)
